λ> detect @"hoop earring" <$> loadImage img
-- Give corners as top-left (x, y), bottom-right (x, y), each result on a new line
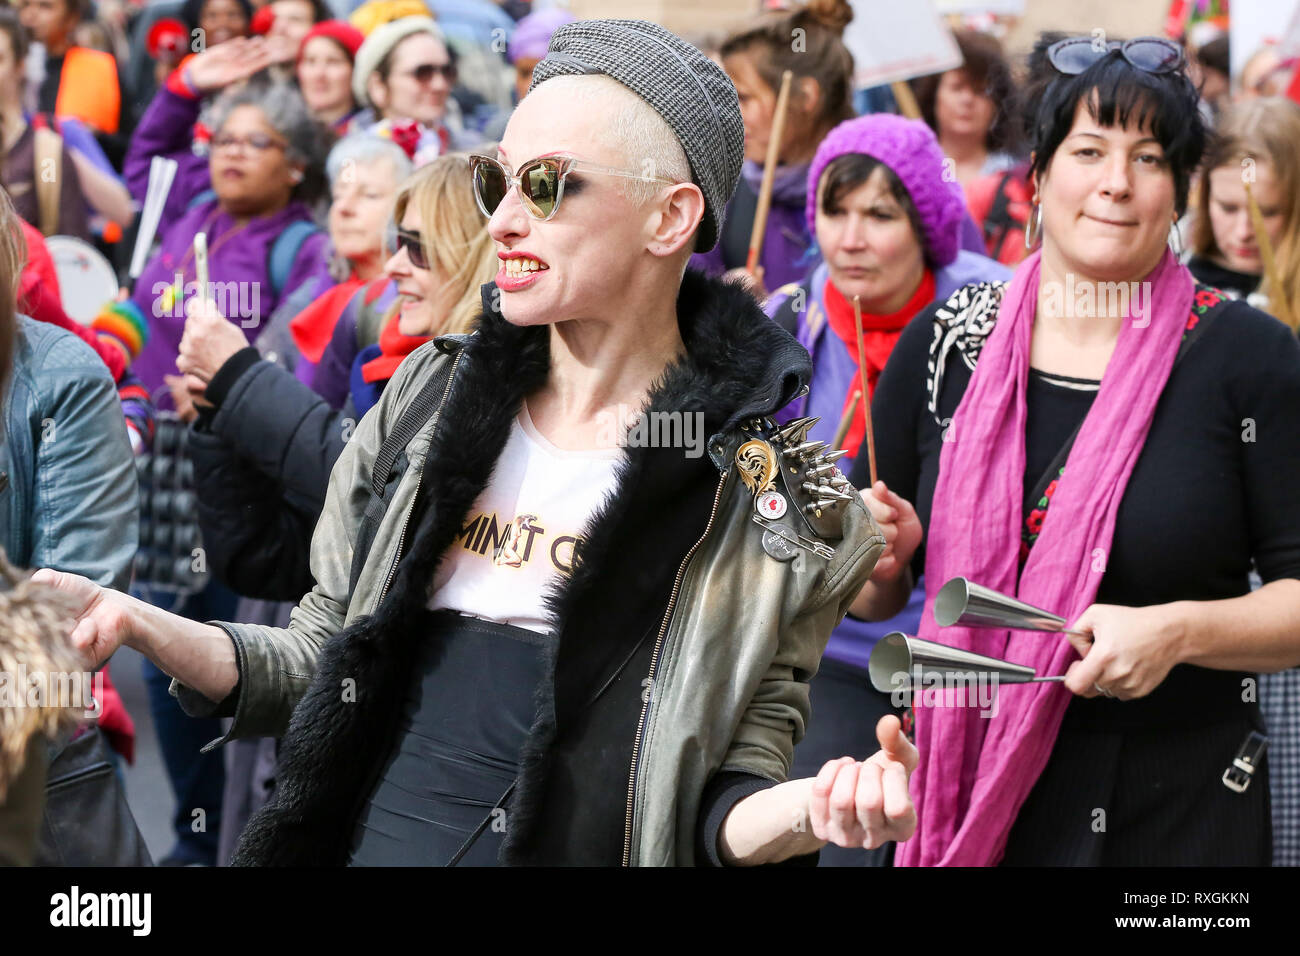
top-left (1168, 219), bottom-right (1183, 257)
top-left (1024, 202), bottom-right (1042, 250)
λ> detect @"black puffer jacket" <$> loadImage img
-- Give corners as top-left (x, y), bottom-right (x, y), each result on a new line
top-left (189, 348), bottom-right (353, 600)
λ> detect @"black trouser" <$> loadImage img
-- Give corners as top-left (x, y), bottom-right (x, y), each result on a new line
top-left (791, 657), bottom-right (906, 867)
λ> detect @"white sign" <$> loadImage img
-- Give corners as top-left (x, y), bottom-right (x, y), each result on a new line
top-left (844, 0), bottom-right (963, 88)
top-left (1230, 0), bottom-right (1300, 80)
top-left (934, 0), bottom-right (1025, 13)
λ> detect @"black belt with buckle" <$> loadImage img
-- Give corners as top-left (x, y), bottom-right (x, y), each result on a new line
top-left (1222, 730), bottom-right (1268, 793)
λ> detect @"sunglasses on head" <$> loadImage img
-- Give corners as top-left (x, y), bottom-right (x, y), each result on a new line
top-left (409, 62), bottom-right (457, 84)
top-left (1047, 36), bottom-right (1185, 76)
top-left (388, 225), bottom-right (430, 270)
top-left (468, 154), bottom-right (677, 222)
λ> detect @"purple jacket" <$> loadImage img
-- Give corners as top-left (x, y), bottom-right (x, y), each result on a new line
top-left (689, 160), bottom-right (816, 291)
top-left (764, 250), bottom-right (1011, 670)
top-left (124, 85), bottom-right (212, 229)
top-left (693, 158), bottom-right (998, 293)
top-left (131, 198), bottom-right (332, 398)
top-left (299, 280), bottom-right (399, 410)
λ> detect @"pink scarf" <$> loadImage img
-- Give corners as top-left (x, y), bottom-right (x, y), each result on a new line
top-left (896, 248), bottom-right (1194, 866)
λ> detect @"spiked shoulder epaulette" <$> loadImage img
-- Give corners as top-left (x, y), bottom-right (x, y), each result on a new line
top-left (733, 415), bottom-right (852, 555)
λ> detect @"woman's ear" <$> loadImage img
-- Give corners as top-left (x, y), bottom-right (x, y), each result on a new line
top-left (366, 73), bottom-right (388, 113)
top-left (648, 182), bottom-right (706, 258)
top-left (795, 76), bottom-right (822, 124)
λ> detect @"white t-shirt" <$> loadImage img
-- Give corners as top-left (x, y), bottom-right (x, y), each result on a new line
top-left (428, 404), bottom-right (624, 633)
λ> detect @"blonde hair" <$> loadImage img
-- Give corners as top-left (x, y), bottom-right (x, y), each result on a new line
top-left (391, 154), bottom-right (498, 336)
top-left (0, 555), bottom-right (84, 801)
top-left (1192, 98), bottom-right (1300, 331)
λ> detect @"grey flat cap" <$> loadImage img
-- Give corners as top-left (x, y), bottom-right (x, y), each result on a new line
top-left (529, 18), bottom-right (744, 252)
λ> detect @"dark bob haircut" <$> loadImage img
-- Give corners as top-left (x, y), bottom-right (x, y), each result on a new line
top-left (1023, 32), bottom-right (1206, 216)
top-left (819, 153), bottom-right (931, 266)
top-left (913, 29), bottom-right (1021, 155)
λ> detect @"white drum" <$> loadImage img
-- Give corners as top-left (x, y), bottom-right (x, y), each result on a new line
top-left (45, 235), bottom-right (118, 326)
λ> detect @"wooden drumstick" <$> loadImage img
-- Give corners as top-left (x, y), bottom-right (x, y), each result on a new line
top-left (746, 70), bottom-right (794, 275)
top-left (852, 295), bottom-right (878, 486)
top-left (833, 390), bottom-right (861, 452)
top-left (890, 80), bottom-right (922, 119)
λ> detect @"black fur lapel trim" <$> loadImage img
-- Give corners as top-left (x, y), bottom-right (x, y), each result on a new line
top-left (233, 271), bottom-right (810, 865)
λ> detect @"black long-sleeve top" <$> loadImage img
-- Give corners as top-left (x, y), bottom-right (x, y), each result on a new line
top-left (850, 291), bottom-right (1300, 732)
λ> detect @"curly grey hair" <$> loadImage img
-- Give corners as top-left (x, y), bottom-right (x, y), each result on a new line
top-left (203, 77), bottom-right (330, 203)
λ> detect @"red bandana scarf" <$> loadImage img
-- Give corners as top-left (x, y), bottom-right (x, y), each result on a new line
top-left (360, 310), bottom-right (431, 384)
top-left (822, 269), bottom-right (934, 456)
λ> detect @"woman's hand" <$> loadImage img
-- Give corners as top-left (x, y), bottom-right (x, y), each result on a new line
top-left (1062, 602), bottom-right (1189, 700)
top-left (178, 297), bottom-right (248, 385)
top-left (165, 373), bottom-right (200, 423)
top-left (30, 569), bottom-right (137, 670)
top-left (183, 37), bottom-right (279, 93)
top-left (859, 480), bottom-right (922, 583)
top-left (718, 714), bottom-right (918, 864)
top-left (32, 570), bottom-right (241, 705)
top-left (809, 715), bottom-right (919, 850)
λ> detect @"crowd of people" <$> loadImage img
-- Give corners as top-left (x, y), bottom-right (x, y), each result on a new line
top-left (0, 0), bottom-right (1297, 869)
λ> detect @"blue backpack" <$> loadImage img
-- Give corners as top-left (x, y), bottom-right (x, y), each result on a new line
top-left (187, 189), bottom-right (322, 298)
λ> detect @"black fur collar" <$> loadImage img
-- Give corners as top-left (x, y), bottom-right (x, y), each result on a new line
top-left (467, 269), bottom-right (811, 438)
top-left (232, 270), bottom-right (810, 865)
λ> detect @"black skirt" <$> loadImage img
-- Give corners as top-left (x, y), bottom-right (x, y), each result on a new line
top-left (1000, 710), bottom-right (1271, 866)
top-left (348, 611), bottom-right (551, 867)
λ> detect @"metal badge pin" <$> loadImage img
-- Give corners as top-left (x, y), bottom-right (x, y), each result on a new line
top-left (756, 490), bottom-right (787, 519)
top-left (736, 439), bottom-right (779, 496)
top-left (761, 529), bottom-right (800, 562)
top-left (751, 513), bottom-right (835, 560)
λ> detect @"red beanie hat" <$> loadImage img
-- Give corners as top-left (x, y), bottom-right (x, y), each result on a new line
top-left (147, 18), bottom-right (190, 65)
top-left (298, 20), bottom-right (366, 63)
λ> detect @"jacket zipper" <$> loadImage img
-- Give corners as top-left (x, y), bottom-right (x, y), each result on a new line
top-left (372, 349), bottom-right (464, 614)
top-left (622, 467), bottom-right (730, 866)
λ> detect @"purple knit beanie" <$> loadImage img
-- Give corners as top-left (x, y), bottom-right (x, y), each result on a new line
top-left (509, 9), bottom-right (577, 64)
top-left (806, 113), bottom-right (966, 267)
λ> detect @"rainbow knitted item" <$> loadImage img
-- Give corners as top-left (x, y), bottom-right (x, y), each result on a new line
top-left (117, 370), bottom-right (155, 454)
top-left (93, 300), bottom-right (149, 367)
